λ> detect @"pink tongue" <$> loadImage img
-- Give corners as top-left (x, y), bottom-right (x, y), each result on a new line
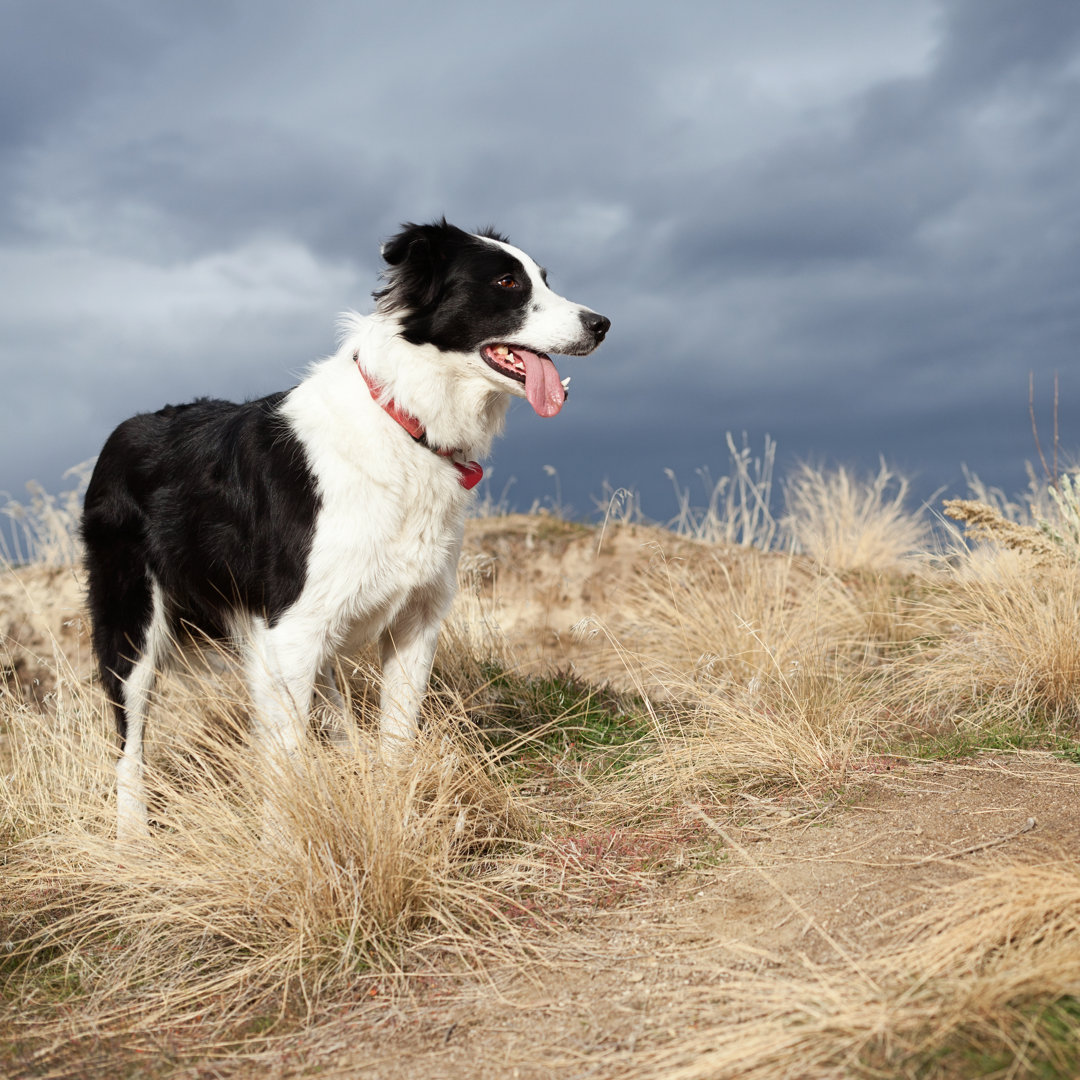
top-left (519, 349), bottom-right (565, 418)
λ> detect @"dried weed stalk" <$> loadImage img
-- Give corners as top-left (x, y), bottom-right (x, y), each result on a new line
top-left (944, 497), bottom-right (1063, 563)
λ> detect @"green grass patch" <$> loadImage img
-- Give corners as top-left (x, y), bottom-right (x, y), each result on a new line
top-left (466, 665), bottom-right (653, 779)
top-left (871, 996), bottom-right (1080, 1079)
top-left (896, 716), bottom-right (1080, 763)
top-left (1052, 741), bottom-right (1080, 764)
top-left (0, 934), bottom-right (86, 1005)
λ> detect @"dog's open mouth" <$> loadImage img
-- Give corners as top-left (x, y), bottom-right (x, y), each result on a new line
top-left (482, 344), bottom-right (569, 418)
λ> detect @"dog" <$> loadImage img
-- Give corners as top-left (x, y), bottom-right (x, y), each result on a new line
top-left (82, 219), bottom-right (610, 840)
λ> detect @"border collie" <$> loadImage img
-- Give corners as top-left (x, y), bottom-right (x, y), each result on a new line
top-left (82, 220), bottom-right (610, 840)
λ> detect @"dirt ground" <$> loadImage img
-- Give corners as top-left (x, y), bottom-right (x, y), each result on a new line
top-left (4, 520), bottom-right (1080, 1078)
top-left (231, 753), bottom-right (1076, 1079)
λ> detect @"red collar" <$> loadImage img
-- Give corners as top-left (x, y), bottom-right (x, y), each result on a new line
top-left (354, 352), bottom-right (483, 491)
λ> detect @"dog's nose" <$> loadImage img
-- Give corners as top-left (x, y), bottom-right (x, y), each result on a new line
top-left (581, 310), bottom-right (611, 343)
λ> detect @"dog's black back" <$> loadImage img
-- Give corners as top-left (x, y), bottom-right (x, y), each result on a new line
top-left (82, 393), bottom-right (319, 743)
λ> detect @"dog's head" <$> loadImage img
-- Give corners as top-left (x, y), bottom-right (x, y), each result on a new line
top-left (374, 219), bottom-right (610, 417)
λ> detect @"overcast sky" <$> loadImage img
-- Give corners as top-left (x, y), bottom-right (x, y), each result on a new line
top-left (3, 0), bottom-right (1078, 528)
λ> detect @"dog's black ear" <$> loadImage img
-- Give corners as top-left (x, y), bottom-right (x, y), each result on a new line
top-left (375, 219), bottom-right (463, 313)
top-left (381, 222), bottom-right (428, 267)
top-left (381, 217), bottom-right (464, 265)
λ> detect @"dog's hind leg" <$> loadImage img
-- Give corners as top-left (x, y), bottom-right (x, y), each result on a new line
top-left (111, 581), bottom-right (169, 842)
top-left (84, 460), bottom-right (171, 843)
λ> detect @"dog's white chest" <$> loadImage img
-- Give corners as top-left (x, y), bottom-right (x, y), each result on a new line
top-left (298, 453), bottom-right (465, 644)
top-left (324, 471), bottom-right (460, 589)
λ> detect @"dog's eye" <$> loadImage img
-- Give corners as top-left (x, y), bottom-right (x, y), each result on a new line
top-left (495, 275), bottom-right (519, 289)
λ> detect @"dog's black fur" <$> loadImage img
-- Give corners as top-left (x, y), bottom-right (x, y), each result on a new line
top-left (82, 394), bottom-right (320, 746)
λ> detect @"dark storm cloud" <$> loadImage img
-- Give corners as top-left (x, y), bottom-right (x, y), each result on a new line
top-left (624, 0), bottom-right (1080, 507)
top-left (2, 0), bottom-right (1079, 532)
top-left (0, 3), bottom-right (159, 152)
top-left (935, 0), bottom-right (1080, 94)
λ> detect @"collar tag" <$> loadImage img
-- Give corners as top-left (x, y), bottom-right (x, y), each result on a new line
top-left (454, 460), bottom-right (484, 490)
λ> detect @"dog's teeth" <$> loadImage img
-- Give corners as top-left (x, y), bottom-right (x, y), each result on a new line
top-left (494, 345), bottom-right (509, 357)
top-left (561, 377), bottom-right (571, 389)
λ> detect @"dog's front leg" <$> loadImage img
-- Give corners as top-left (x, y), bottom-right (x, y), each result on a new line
top-left (378, 605), bottom-right (443, 763)
top-left (313, 659), bottom-right (356, 751)
top-left (244, 615), bottom-right (324, 800)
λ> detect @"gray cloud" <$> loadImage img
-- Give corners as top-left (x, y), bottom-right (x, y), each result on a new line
top-left (2, 0), bottom-right (1079, 534)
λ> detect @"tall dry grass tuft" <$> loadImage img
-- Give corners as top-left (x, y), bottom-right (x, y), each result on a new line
top-left (873, 860), bottom-right (1080, 1074)
top-left (599, 548), bottom-right (907, 807)
top-left (620, 548), bottom-right (880, 687)
top-left (870, 860), bottom-right (1080, 1075)
top-left (917, 546), bottom-right (1080, 728)
top-left (0, 462), bottom-right (93, 568)
top-left (783, 459), bottom-right (928, 571)
top-left (0, 663), bottom-right (535, 1051)
top-left (889, 861), bottom-right (1080, 992)
top-left (617, 650), bottom-right (890, 807)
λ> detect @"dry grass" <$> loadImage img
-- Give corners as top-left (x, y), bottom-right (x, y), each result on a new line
top-left (600, 653), bottom-right (889, 819)
top-left (618, 545), bottom-right (902, 687)
top-left (0, 667), bottom-right (538, 1058)
top-left (5, 456), bottom-right (1080, 1077)
top-left (620, 859), bottom-right (1080, 1080)
top-left (599, 534), bottom-right (919, 809)
top-left (783, 459), bottom-right (929, 571)
top-left (913, 546), bottom-right (1080, 731)
top-left (944, 497), bottom-right (1063, 563)
top-left (665, 432), bottom-right (779, 548)
top-left (945, 468), bottom-right (1080, 568)
top-left (0, 462), bottom-right (93, 568)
